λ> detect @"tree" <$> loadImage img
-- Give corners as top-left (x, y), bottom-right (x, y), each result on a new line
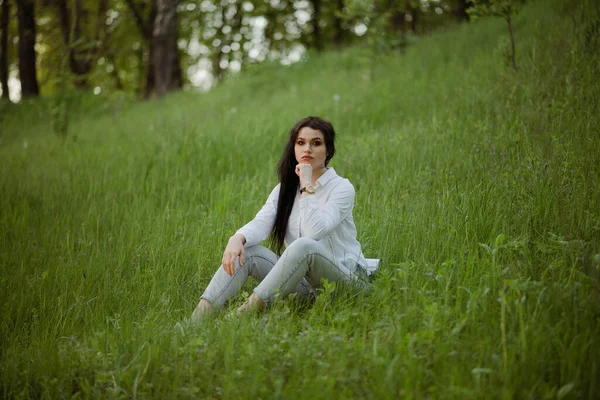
top-left (153, 0), bottom-right (181, 96)
top-left (332, 0), bottom-right (345, 48)
top-left (406, 0), bottom-right (419, 34)
top-left (1, 0), bottom-right (10, 100)
top-left (309, 0), bottom-right (323, 51)
top-left (390, 6), bottom-right (407, 34)
top-left (54, 0), bottom-right (109, 88)
top-left (125, 0), bottom-right (158, 97)
top-left (125, 0), bottom-right (181, 98)
top-left (17, 0), bottom-right (39, 96)
top-left (468, 0), bottom-right (525, 71)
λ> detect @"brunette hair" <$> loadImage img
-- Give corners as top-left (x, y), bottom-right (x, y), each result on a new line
top-left (270, 116), bottom-right (336, 254)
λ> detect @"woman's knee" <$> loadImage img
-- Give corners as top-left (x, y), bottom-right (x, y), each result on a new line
top-left (285, 237), bottom-right (319, 258)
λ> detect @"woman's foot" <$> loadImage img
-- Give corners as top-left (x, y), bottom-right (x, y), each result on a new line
top-left (236, 292), bottom-right (265, 315)
top-left (191, 298), bottom-right (216, 322)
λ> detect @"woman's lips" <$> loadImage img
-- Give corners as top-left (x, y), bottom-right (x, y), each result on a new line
top-left (301, 156), bottom-right (313, 161)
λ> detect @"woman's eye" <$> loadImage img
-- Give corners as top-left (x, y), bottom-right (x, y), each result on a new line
top-left (297, 141), bottom-right (304, 145)
top-left (312, 141), bottom-right (321, 146)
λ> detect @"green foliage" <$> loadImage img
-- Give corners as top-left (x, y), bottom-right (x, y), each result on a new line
top-left (1, 0), bottom-right (599, 397)
top-left (467, 0), bottom-right (526, 20)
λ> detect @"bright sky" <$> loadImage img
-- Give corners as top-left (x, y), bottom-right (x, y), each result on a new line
top-left (3, 72), bottom-right (21, 102)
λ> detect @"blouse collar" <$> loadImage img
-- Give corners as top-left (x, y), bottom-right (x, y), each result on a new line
top-left (315, 167), bottom-right (337, 188)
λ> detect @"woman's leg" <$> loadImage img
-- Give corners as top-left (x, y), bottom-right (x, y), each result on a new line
top-left (252, 237), bottom-right (356, 305)
top-left (194, 244), bottom-right (311, 314)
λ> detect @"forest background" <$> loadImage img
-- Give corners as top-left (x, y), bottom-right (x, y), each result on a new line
top-left (3, 0), bottom-right (476, 101)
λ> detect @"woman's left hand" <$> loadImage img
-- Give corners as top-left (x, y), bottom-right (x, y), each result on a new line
top-left (295, 163), bottom-right (312, 187)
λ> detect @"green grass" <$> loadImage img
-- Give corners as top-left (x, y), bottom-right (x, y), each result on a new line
top-left (1, 0), bottom-right (599, 398)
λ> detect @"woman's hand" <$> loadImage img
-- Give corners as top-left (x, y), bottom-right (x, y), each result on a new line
top-left (295, 163), bottom-right (312, 187)
top-left (222, 234), bottom-right (245, 276)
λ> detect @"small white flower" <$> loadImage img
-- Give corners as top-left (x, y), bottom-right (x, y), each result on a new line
top-left (23, 141), bottom-right (28, 149)
top-left (333, 94), bottom-right (340, 102)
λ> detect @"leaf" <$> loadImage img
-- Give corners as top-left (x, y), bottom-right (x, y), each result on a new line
top-left (451, 318), bottom-right (468, 336)
top-left (479, 242), bottom-right (493, 255)
top-left (495, 233), bottom-right (505, 247)
top-left (557, 383), bottom-right (575, 399)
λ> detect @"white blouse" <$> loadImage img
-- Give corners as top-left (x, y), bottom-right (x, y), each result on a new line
top-left (236, 168), bottom-right (368, 273)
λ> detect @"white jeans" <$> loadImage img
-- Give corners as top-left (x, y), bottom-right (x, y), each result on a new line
top-left (201, 237), bottom-right (368, 309)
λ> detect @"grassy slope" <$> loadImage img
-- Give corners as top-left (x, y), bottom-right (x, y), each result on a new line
top-left (1, 0), bottom-right (599, 398)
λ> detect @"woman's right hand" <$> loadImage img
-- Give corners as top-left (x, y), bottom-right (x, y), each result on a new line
top-left (222, 234), bottom-right (245, 276)
top-left (295, 163), bottom-right (313, 188)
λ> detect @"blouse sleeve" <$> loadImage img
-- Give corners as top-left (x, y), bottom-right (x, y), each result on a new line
top-left (235, 184), bottom-right (280, 247)
top-left (299, 180), bottom-right (355, 241)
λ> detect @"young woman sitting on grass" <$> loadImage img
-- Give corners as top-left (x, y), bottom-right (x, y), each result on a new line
top-left (191, 116), bottom-right (369, 320)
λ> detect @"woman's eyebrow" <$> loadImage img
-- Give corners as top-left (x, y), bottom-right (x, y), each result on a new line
top-left (296, 136), bottom-right (322, 141)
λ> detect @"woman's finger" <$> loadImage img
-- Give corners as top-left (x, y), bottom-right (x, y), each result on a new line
top-left (239, 247), bottom-right (245, 266)
top-left (227, 254), bottom-right (235, 275)
top-left (226, 257), bottom-right (233, 276)
top-left (222, 254), bottom-right (232, 276)
top-left (229, 253), bottom-right (238, 275)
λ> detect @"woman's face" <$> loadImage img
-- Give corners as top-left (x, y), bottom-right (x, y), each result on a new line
top-left (294, 127), bottom-right (327, 169)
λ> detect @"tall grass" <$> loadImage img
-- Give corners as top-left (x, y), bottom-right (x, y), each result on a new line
top-left (1, 0), bottom-right (599, 398)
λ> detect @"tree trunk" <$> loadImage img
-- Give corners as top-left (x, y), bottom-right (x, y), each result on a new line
top-left (332, 0), bottom-right (344, 48)
top-left (211, 47), bottom-right (222, 84)
top-left (170, 28), bottom-right (181, 87)
top-left (455, 0), bottom-right (471, 22)
top-left (17, 0), bottom-right (39, 97)
top-left (310, 0), bottom-right (322, 51)
top-left (391, 10), bottom-right (406, 33)
top-left (506, 15), bottom-right (519, 71)
top-left (211, 4), bottom-right (226, 83)
top-left (70, 0), bottom-right (89, 88)
top-left (407, 1), bottom-right (419, 34)
top-left (153, 0), bottom-right (181, 97)
top-left (125, 0), bottom-right (158, 98)
top-left (145, 37), bottom-right (156, 97)
top-left (1, 0), bottom-right (10, 100)
top-left (56, 0), bottom-right (69, 45)
top-left (56, 0), bottom-right (108, 89)
top-left (145, 0), bottom-right (158, 98)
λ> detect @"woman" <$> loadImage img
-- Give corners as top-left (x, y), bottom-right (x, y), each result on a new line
top-left (191, 116), bottom-right (369, 320)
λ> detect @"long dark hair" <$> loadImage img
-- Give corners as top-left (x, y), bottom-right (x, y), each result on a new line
top-left (270, 116), bottom-right (336, 254)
